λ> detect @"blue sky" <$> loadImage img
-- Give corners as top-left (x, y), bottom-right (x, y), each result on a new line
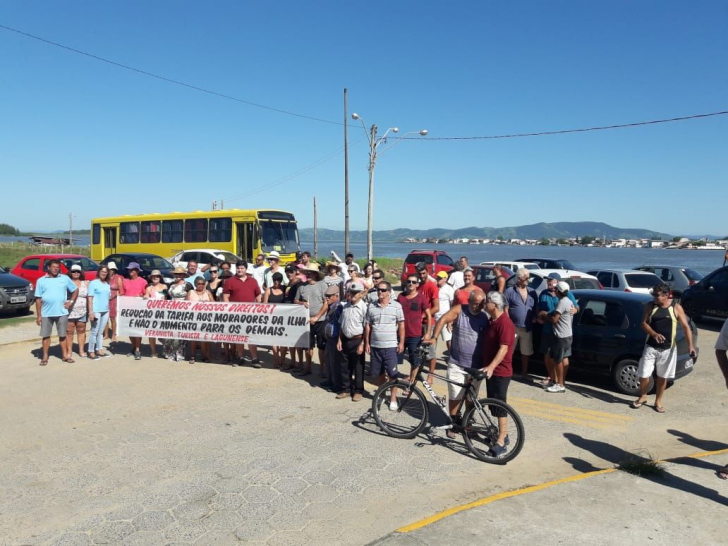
top-left (1, 1), bottom-right (726, 236)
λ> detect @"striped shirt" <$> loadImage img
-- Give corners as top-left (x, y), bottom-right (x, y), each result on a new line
top-left (366, 300), bottom-right (404, 349)
top-left (339, 299), bottom-right (368, 338)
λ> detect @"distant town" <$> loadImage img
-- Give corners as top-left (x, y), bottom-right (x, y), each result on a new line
top-left (397, 236), bottom-right (728, 250)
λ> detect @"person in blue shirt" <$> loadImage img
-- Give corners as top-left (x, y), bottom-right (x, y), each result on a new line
top-left (35, 259), bottom-right (79, 366)
top-left (87, 265), bottom-right (113, 360)
top-left (184, 261), bottom-right (205, 284)
top-left (537, 274), bottom-right (578, 387)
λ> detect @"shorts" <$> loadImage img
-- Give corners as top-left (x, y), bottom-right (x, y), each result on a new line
top-left (486, 376), bottom-right (511, 418)
top-left (447, 361), bottom-right (481, 401)
top-left (638, 345), bottom-right (677, 379)
top-left (547, 336), bottom-right (572, 363)
top-left (540, 331), bottom-right (554, 355)
top-left (514, 327), bottom-right (533, 356)
top-left (398, 336), bottom-right (422, 368)
top-left (439, 323), bottom-right (452, 343)
top-left (309, 321), bottom-right (326, 350)
top-left (370, 347), bottom-right (399, 378)
top-left (422, 325), bottom-right (437, 359)
top-left (40, 315), bottom-right (69, 338)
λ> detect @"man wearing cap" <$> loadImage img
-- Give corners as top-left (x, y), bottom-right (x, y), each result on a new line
top-left (296, 263), bottom-right (328, 376)
top-left (336, 283), bottom-right (368, 401)
top-left (632, 283), bottom-right (696, 412)
top-left (365, 280), bottom-right (405, 410)
top-left (504, 268), bottom-right (538, 380)
top-left (35, 258), bottom-right (79, 366)
top-left (223, 261), bottom-right (263, 367)
top-left (538, 273), bottom-right (578, 387)
top-left (416, 262), bottom-right (440, 381)
top-left (436, 271), bottom-right (455, 352)
top-left (251, 254), bottom-right (268, 290)
top-left (453, 267), bottom-right (476, 306)
top-left (122, 262), bottom-right (148, 360)
top-left (263, 251), bottom-right (287, 290)
top-left (322, 285), bottom-right (344, 393)
top-left (539, 281), bottom-right (574, 393)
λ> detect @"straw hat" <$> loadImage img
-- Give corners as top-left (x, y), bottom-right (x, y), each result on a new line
top-left (172, 266), bottom-right (187, 275)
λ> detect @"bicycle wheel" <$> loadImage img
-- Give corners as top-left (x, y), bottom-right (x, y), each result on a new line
top-left (371, 380), bottom-right (429, 439)
top-left (462, 398), bottom-right (525, 464)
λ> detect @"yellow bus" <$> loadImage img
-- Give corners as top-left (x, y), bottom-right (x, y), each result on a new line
top-left (90, 209), bottom-right (300, 263)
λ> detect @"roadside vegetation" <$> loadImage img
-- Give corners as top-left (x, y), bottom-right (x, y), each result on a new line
top-left (0, 243), bottom-right (90, 270)
top-left (617, 452), bottom-right (665, 477)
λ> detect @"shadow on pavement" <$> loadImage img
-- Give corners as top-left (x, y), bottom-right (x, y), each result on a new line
top-left (666, 430), bottom-right (728, 452)
top-left (563, 432), bottom-right (728, 506)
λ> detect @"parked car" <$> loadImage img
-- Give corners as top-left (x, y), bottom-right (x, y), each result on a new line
top-left (516, 258), bottom-right (577, 270)
top-left (480, 261), bottom-right (540, 272)
top-left (522, 290), bottom-right (698, 396)
top-left (11, 254), bottom-right (99, 289)
top-left (586, 269), bottom-right (661, 294)
top-left (169, 249), bottom-right (241, 274)
top-left (680, 266), bottom-right (728, 322)
top-left (100, 253), bottom-right (176, 284)
top-left (471, 265), bottom-right (514, 293)
top-left (634, 265), bottom-right (704, 298)
top-left (505, 269), bottom-right (602, 295)
top-left (0, 266), bottom-right (35, 315)
top-left (400, 249), bottom-right (454, 283)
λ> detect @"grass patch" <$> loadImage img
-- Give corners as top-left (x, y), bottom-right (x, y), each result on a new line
top-left (617, 452), bottom-right (665, 477)
top-left (0, 314), bottom-right (36, 329)
top-left (0, 243), bottom-right (90, 270)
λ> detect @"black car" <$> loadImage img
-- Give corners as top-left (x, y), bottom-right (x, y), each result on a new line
top-left (680, 266), bottom-right (728, 322)
top-left (100, 253), bottom-right (176, 284)
top-left (0, 266), bottom-right (34, 315)
top-left (524, 290), bottom-right (698, 396)
top-left (516, 258), bottom-right (577, 270)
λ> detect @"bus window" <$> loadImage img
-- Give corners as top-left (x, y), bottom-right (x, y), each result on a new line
top-left (209, 217), bottom-right (232, 243)
top-left (141, 221), bottom-right (161, 243)
top-left (162, 220), bottom-right (184, 243)
top-left (92, 224), bottom-right (101, 245)
top-left (185, 219), bottom-right (208, 243)
top-left (120, 222), bottom-right (140, 244)
top-left (259, 220), bottom-right (299, 254)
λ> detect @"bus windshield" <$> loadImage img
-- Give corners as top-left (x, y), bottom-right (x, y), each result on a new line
top-left (260, 220), bottom-right (299, 254)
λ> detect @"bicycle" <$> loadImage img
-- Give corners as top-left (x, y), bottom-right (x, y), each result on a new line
top-left (369, 345), bottom-right (525, 464)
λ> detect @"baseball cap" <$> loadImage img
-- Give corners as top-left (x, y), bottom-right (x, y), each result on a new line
top-left (547, 272), bottom-right (562, 280)
top-left (436, 271), bottom-right (448, 279)
top-left (70, 264), bottom-right (82, 272)
top-left (556, 281), bottom-right (570, 293)
top-left (348, 282), bottom-right (365, 292)
top-left (324, 285), bottom-right (340, 296)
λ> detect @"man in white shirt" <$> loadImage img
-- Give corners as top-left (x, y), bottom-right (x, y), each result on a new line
top-left (251, 253), bottom-right (267, 290)
top-left (436, 271), bottom-right (455, 351)
top-left (447, 256), bottom-right (468, 291)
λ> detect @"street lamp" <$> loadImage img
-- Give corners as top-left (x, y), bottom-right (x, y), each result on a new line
top-left (351, 113), bottom-right (428, 262)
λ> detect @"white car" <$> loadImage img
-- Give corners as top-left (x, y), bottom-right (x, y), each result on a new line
top-left (169, 249), bottom-right (242, 274)
top-left (586, 269), bottom-right (662, 295)
top-left (480, 261), bottom-right (540, 272)
top-left (506, 268), bottom-right (602, 295)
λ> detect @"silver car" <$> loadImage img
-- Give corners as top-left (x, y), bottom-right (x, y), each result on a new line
top-left (587, 269), bottom-right (661, 295)
top-left (634, 265), bottom-right (704, 298)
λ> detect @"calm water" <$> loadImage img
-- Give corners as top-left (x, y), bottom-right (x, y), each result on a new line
top-left (3, 236), bottom-right (725, 276)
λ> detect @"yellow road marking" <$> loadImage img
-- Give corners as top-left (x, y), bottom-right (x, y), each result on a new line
top-left (396, 447), bottom-right (728, 534)
top-left (511, 397), bottom-right (633, 421)
top-left (513, 407), bottom-right (626, 431)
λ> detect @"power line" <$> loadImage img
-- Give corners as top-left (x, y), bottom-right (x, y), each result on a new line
top-left (0, 23), bottom-right (342, 126)
top-left (223, 133), bottom-right (366, 203)
top-left (397, 110), bottom-right (728, 140)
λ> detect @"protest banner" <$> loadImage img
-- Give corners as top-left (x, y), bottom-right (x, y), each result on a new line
top-left (117, 296), bottom-right (310, 348)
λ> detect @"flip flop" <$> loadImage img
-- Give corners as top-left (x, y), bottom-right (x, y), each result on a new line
top-left (654, 405), bottom-right (666, 413)
top-left (39, 360), bottom-right (48, 366)
top-left (63, 358), bottom-right (75, 363)
top-left (716, 466), bottom-right (728, 480)
top-left (631, 400), bottom-right (646, 409)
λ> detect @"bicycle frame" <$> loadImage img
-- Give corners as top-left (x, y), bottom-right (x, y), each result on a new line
top-left (403, 367), bottom-right (480, 426)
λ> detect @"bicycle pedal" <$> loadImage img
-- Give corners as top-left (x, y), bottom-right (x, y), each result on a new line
top-left (433, 424), bottom-right (453, 430)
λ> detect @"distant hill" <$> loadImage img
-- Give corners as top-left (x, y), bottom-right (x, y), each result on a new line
top-left (300, 222), bottom-right (672, 242)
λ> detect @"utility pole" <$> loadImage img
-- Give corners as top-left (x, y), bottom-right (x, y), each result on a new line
top-left (313, 196), bottom-right (318, 259)
top-left (344, 88), bottom-right (350, 255)
top-left (69, 213), bottom-right (73, 249)
top-left (366, 124), bottom-right (378, 263)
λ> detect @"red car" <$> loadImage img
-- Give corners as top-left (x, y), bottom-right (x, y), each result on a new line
top-left (11, 254), bottom-right (99, 288)
top-left (471, 265), bottom-right (514, 293)
top-left (400, 249), bottom-right (455, 284)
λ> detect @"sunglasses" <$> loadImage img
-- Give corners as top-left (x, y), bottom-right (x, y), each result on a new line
top-left (377, 288), bottom-right (390, 293)
top-left (372, 276), bottom-right (383, 281)
top-left (406, 280), bottom-right (418, 284)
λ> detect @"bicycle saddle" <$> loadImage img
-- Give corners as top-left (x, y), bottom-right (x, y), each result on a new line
top-left (460, 366), bottom-right (487, 381)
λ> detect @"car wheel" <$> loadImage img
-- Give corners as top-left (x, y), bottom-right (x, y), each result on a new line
top-left (15, 307), bottom-right (31, 316)
top-left (612, 358), bottom-right (652, 396)
top-left (681, 299), bottom-right (701, 322)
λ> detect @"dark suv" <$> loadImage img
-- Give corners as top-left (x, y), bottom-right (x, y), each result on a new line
top-left (680, 266), bottom-right (728, 322)
top-left (0, 266), bottom-right (34, 315)
top-left (100, 253), bottom-right (176, 284)
top-left (400, 250), bottom-right (454, 283)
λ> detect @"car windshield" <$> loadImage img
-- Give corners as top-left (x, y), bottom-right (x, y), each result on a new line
top-left (406, 254), bottom-right (433, 264)
top-left (682, 268), bottom-right (703, 281)
top-left (137, 256), bottom-right (174, 270)
top-left (557, 260), bottom-right (577, 270)
top-left (0, 266), bottom-right (6, 274)
top-left (570, 278), bottom-right (601, 290)
top-left (625, 273), bottom-right (661, 288)
top-left (60, 257), bottom-right (99, 271)
top-left (260, 220), bottom-right (299, 254)
top-left (214, 251), bottom-right (240, 263)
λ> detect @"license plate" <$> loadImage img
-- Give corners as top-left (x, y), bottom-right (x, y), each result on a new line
top-left (684, 359), bottom-right (693, 369)
top-left (10, 296), bottom-right (26, 303)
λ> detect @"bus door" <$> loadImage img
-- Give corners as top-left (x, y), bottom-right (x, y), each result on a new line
top-left (236, 222), bottom-right (257, 263)
top-left (104, 227), bottom-right (117, 256)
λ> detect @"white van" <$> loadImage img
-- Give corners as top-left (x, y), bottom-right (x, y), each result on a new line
top-left (480, 261), bottom-right (540, 273)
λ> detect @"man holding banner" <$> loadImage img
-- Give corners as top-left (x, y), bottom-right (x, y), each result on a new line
top-left (223, 261), bottom-right (262, 367)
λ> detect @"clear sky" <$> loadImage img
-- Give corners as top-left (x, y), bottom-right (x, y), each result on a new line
top-left (1, 1), bottom-right (726, 236)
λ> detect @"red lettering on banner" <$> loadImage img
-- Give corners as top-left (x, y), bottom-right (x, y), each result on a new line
top-left (146, 300), bottom-right (192, 310)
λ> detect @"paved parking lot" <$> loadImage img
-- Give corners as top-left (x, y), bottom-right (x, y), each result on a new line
top-left (1, 321), bottom-right (727, 545)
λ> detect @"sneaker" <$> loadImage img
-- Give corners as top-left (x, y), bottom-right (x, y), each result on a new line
top-left (352, 393), bottom-right (362, 402)
top-left (251, 359), bottom-right (262, 369)
top-left (101, 352), bottom-right (113, 358)
top-left (231, 360), bottom-right (239, 368)
top-left (490, 442), bottom-right (508, 458)
top-left (389, 401), bottom-right (399, 412)
top-left (89, 354), bottom-right (100, 361)
top-left (134, 350), bottom-right (141, 361)
top-left (546, 383), bottom-right (566, 393)
top-left (335, 392), bottom-right (350, 400)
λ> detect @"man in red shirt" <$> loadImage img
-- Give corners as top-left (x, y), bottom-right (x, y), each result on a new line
top-left (396, 274), bottom-right (431, 382)
top-left (481, 290), bottom-right (515, 458)
top-left (223, 261), bottom-right (262, 367)
top-left (415, 262), bottom-right (440, 382)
